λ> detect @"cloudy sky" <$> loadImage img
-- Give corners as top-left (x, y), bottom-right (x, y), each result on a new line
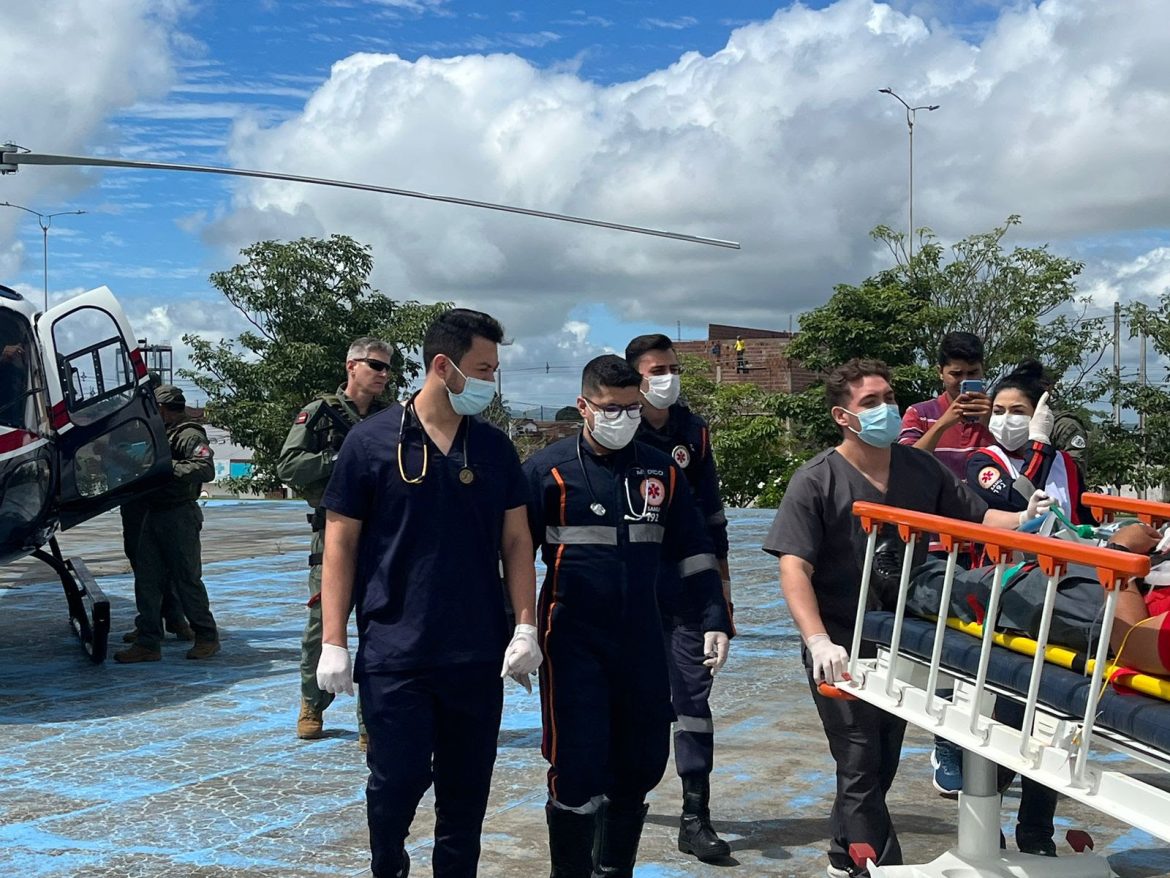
top-left (2, 0), bottom-right (1168, 411)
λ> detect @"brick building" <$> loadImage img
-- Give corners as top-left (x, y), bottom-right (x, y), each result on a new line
top-left (674, 323), bottom-right (818, 394)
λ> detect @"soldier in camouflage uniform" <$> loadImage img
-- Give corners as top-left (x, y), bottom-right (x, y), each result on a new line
top-left (277, 337), bottom-right (394, 746)
top-left (115, 385), bottom-right (219, 663)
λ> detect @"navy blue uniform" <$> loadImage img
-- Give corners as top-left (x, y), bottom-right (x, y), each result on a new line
top-left (324, 402), bottom-right (527, 878)
top-left (524, 434), bottom-right (731, 811)
top-left (635, 403), bottom-right (731, 778)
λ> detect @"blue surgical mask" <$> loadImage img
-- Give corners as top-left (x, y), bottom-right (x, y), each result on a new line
top-left (447, 362), bottom-right (497, 416)
top-left (842, 403), bottom-right (901, 448)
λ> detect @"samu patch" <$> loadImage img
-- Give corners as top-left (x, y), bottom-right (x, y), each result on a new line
top-left (977, 466), bottom-right (1001, 489)
top-left (641, 477), bottom-right (667, 507)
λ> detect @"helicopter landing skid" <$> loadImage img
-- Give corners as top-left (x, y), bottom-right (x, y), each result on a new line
top-left (31, 537), bottom-right (110, 664)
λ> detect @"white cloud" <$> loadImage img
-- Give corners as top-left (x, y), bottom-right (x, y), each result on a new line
top-left (0, 0), bottom-right (184, 214)
top-left (642, 16), bottom-right (699, 30)
top-left (189, 0), bottom-right (1170, 363)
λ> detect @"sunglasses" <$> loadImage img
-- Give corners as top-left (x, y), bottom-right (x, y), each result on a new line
top-left (358, 357), bottom-right (392, 373)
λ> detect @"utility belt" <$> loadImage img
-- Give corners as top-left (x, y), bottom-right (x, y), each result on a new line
top-left (307, 507), bottom-right (326, 532)
top-left (308, 507), bottom-right (326, 568)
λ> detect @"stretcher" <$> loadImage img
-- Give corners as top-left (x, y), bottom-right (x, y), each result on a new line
top-left (830, 493), bottom-right (1170, 878)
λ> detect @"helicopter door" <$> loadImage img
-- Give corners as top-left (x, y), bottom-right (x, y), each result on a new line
top-left (35, 286), bottom-right (171, 530)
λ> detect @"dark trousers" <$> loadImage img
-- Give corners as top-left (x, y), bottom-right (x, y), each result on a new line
top-left (666, 622), bottom-right (715, 778)
top-left (361, 663), bottom-right (503, 878)
top-left (122, 502), bottom-right (185, 631)
top-left (808, 670), bottom-right (906, 871)
top-left (133, 503), bottom-right (216, 650)
top-left (540, 630), bottom-right (670, 809)
top-left (994, 698), bottom-right (1057, 843)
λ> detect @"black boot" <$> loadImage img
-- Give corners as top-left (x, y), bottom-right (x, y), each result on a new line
top-left (678, 774), bottom-right (732, 862)
top-left (547, 801), bottom-right (596, 878)
top-left (592, 799), bottom-right (649, 878)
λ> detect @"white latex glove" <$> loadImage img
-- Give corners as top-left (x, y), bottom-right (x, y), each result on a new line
top-left (702, 631), bottom-right (730, 676)
top-left (1020, 489), bottom-right (1054, 526)
top-left (501, 623), bottom-right (542, 693)
top-left (317, 642), bottom-right (354, 696)
top-left (807, 633), bottom-right (850, 684)
top-left (1028, 391), bottom-right (1054, 443)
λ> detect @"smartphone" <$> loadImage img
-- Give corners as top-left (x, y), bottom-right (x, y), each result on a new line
top-left (960, 379), bottom-right (985, 395)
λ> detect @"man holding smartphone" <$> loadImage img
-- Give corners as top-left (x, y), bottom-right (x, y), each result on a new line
top-left (897, 332), bottom-right (994, 481)
top-left (897, 331), bottom-right (995, 798)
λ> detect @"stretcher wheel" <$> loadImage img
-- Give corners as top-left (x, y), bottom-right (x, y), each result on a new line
top-left (848, 843), bottom-right (877, 869)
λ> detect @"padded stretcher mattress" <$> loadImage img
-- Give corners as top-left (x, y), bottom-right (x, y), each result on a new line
top-left (863, 610), bottom-right (1170, 755)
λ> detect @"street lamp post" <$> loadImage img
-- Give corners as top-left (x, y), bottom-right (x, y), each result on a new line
top-left (1, 201), bottom-right (86, 311)
top-left (878, 88), bottom-right (938, 262)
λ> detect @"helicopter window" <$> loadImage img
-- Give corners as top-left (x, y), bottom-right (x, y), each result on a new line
top-left (0, 312), bottom-right (35, 429)
top-left (72, 418), bottom-right (158, 498)
top-left (49, 306), bottom-right (136, 427)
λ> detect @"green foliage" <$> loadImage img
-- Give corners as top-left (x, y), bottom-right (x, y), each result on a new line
top-left (555, 405), bottom-right (583, 422)
top-left (874, 217), bottom-right (1107, 395)
top-left (680, 355), bottom-right (802, 507)
top-left (181, 235), bottom-right (449, 493)
top-left (747, 216), bottom-right (1115, 501)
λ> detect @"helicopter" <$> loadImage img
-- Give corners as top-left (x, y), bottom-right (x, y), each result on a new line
top-left (0, 142), bottom-right (739, 664)
top-left (1, 281), bottom-right (171, 663)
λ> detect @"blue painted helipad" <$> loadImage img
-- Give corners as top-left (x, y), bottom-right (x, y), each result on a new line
top-left (1, 504), bottom-right (1168, 876)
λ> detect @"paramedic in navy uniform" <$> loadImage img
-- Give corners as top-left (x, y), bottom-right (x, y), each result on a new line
top-left (316, 308), bottom-right (541, 878)
top-left (625, 332), bottom-right (734, 862)
top-left (525, 354), bottom-right (733, 878)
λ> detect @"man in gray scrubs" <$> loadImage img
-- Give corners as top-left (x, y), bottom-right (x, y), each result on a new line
top-left (762, 358), bottom-right (1037, 877)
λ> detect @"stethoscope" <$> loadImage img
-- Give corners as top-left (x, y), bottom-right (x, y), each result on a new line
top-left (397, 398), bottom-right (474, 486)
top-left (575, 434), bottom-right (653, 521)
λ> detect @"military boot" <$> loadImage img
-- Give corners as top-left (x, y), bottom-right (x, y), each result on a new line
top-left (167, 622), bottom-right (196, 641)
top-left (546, 801), bottom-right (595, 878)
top-left (186, 640), bottom-right (221, 659)
top-left (592, 799), bottom-right (648, 878)
top-left (297, 699), bottom-right (324, 740)
top-left (678, 773), bottom-right (731, 862)
top-left (113, 643), bottom-right (162, 663)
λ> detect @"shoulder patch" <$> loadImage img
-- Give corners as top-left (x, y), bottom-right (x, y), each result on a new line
top-left (1070, 435), bottom-right (1086, 449)
top-left (672, 444), bottom-right (691, 469)
top-left (294, 410), bottom-right (309, 425)
top-left (194, 444), bottom-right (212, 458)
top-left (976, 465), bottom-right (1001, 489)
top-left (641, 477), bottom-right (667, 507)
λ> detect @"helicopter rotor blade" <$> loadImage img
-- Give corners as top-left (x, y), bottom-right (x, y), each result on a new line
top-left (0, 147), bottom-right (740, 250)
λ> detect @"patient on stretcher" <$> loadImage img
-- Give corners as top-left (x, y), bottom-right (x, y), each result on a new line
top-left (900, 523), bottom-right (1170, 678)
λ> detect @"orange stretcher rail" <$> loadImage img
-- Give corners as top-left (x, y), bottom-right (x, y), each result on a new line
top-left (851, 501), bottom-right (1149, 588)
top-left (1083, 492), bottom-right (1170, 527)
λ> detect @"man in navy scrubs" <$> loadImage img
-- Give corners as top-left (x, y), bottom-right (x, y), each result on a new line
top-left (317, 308), bottom-right (541, 878)
top-left (525, 355), bottom-right (733, 878)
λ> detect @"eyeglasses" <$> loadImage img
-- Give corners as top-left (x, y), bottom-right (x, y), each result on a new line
top-left (584, 398), bottom-right (643, 421)
top-left (358, 358), bottom-right (392, 373)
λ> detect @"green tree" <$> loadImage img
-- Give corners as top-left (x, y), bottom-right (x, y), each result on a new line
top-left (182, 235), bottom-right (449, 494)
top-left (555, 405), bottom-right (583, 422)
top-left (681, 355), bottom-right (802, 506)
top-left (754, 217), bottom-right (1110, 501)
top-left (876, 216), bottom-right (1108, 397)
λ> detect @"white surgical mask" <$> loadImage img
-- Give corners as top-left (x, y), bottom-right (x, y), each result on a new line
top-left (586, 403), bottom-right (641, 450)
top-left (642, 373), bottom-right (680, 409)
top-left (989, 413), bottom-right (1030, 451)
